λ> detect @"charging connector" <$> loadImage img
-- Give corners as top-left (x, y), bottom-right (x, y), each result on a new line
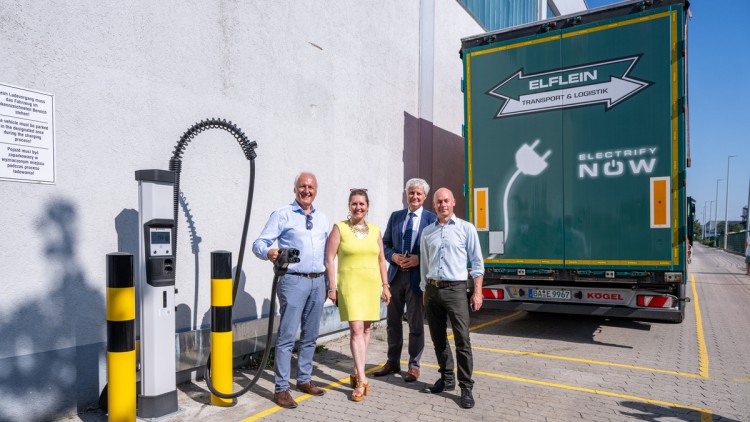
top-left (273, 248), bottom-right (301, 276)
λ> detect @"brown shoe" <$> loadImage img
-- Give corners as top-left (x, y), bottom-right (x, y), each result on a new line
top-left (350, 381), bottom-right (367, 402)
top-left (273, 390), bottom-right (298, 409)
top-left (297, 381), bottom-right (325, 396)
top-left (372, 361), bottom-right (401, 377)
top-left (404, 367), bottom-right (420, 382)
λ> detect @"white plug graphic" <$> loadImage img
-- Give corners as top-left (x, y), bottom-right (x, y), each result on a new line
top-left (516, 139), bottom-right (552, 176)
top-left (501, 139), bottom-right (552, 250)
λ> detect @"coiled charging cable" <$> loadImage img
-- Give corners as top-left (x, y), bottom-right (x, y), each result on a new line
top-left (169, 118), bottom-right (273, 399)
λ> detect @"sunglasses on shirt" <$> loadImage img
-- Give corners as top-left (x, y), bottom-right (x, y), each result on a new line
top-left (306, 214), bottom-right (313, 230)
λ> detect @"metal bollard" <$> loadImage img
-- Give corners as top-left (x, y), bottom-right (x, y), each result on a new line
top-left (106, 253), bottom-right (136, 422)
top-left (210, 251), bottom-right (234, 406)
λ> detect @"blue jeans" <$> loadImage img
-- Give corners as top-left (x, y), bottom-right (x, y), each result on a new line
top-left (274, 274), bottom-right (326, 392)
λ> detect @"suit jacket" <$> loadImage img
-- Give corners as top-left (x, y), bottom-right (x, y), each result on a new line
top-left (383, 208), bottom-right (437, 294)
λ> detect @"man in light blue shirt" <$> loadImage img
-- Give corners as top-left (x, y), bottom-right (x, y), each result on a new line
top-left (419, 187), bottom-right (484, 409)
top-left (252, 172), bottom-right (329, 409)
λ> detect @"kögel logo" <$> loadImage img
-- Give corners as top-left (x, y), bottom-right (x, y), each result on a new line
top-left (587, 292), bottom-right (624, 301)
top-left (486, 56), bottom-right (652, 118)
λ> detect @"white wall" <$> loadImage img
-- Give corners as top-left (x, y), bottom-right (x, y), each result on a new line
top-left (0, 1), bottom-right (480, 419)
top-left (435, 0), bottom-right (481, 139)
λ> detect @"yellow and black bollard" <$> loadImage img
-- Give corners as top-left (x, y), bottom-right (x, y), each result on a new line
top-left (210, 250), bottom-right (234, 406)
top-left (106, 253), bottom-right (136, 422)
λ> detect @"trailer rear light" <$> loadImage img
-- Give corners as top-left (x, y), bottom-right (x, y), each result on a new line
top-left (482, 289), bottom-right (504, 299)
top-left (637, 295), bottom-right (673, 308)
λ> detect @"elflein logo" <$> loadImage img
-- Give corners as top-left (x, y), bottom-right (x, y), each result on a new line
top-left (486, 56), bottom-right (652, 118)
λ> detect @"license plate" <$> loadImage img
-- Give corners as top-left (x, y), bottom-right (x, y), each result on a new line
top-left (529, 288), bottom-right (571, 300)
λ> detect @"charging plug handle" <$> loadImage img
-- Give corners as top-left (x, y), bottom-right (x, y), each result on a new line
top-left (274, 248), bottom-right (301, 276)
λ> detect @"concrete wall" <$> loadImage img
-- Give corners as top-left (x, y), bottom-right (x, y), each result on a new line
top-left (0, 0), bottom-right (481, 419)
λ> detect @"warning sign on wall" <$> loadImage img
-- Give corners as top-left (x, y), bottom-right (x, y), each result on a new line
top-left (0, 83), bottom-right (55, 184)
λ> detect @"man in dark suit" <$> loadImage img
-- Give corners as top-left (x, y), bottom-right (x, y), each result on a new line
top-left (373, 178), bottom-right (437, 382)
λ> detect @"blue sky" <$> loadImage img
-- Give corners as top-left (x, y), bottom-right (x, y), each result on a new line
top-left (585, 0), bottom-right (750, 226)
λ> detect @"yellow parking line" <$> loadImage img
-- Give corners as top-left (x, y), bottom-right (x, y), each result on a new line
top-left (691, 274), bottom-right (710, 378)
top-left (240, 367), bottom-right (379, 422)
top-left (470, 345), bottom-right (702, 378)
top-left (420, 362), bottom-right (714, 419)
top-left (447, 310), bottom-right (523, 340)
top-left (449, 309), bottom-right (700, 379)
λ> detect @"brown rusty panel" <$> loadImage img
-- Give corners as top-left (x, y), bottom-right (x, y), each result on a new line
top-left (430, 122), bottom-right (465, 219)
top-left (402, 112), bottom-right (465, 219)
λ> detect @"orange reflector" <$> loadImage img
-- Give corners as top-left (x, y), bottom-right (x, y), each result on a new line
top-left (650, 177), bottom-right (670, 228)
top-left (653, 180), bottom-right (667, 225)
top-left (474, 188), bottom-right (488, 231)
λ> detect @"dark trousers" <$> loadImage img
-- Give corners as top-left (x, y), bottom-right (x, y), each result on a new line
top-left (386, 270), bottom-right (424, 368)
top-left (424, 283), bottom-right (474, 389)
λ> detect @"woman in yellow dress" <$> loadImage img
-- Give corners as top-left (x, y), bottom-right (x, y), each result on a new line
top-left (325, 189), bottom-right (391, 402)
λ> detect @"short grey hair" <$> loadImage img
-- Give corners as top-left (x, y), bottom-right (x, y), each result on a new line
top-left (404, 178), bottom-right (430, 195)
top-left (293, 171), bottom-right (317, 188)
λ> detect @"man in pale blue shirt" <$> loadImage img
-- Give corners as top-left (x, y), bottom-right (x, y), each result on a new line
top-left (252, 172), bottom-right (329, 409)
top-left (419, 187), bottom-right (484, 409)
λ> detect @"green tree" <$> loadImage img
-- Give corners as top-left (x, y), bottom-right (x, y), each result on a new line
top-left (692, 218), bottom-right (702, 241)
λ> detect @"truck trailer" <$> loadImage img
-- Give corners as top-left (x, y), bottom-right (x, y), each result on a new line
top-left (460, 0), bottom-right (691, 323)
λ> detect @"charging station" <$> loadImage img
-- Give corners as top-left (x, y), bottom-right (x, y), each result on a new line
top-left (112, 119), bottom-right (261, 415)
top-left (135, 169), bottom-right (180, 419)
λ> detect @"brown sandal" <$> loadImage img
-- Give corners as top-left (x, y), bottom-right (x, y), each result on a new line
top-left (350, 381), bottom-right (367, 402)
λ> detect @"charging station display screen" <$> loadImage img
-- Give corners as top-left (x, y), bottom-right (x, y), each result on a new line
top-left (151, 231), bottom-right (171, 245)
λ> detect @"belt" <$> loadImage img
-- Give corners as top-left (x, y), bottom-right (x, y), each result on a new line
top-left (287, 272), bottom-right (325, 279)
top-left (427, 279), bottom-right (466, 288)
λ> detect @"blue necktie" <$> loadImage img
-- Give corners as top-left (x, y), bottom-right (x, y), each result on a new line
top-left (403, 212), bottom-right (416, 254)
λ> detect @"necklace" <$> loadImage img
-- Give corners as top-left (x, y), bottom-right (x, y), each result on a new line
top-left (348, 220), bottom-right (369, 238)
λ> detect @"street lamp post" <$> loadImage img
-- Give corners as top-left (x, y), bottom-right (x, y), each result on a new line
top-left (709, 200), bottom-right (716, 241)
top-left (724, 155), bottom-right (737, 249)
top-left (702, 201), bottom-right (707, 239)
top-left (714, 178), bottom-right (723, 243)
